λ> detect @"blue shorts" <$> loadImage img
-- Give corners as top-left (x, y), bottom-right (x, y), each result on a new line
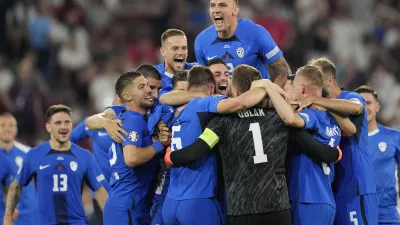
top-left (334, 194), bottom-right (378, 225)
top-left (291, 202), bottom-right (335, 225)
top-left (150, 194), bottom-right (165, 225)
top-left (162, 197), bottom-right (223, 225)
top-left (104, 200), bottom-right (150, 225)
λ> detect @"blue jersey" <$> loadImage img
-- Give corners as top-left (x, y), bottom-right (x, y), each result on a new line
top-left (168, 95), bottom-right (226, 200)
top-left (288, 109), bottom-right (341, 207)
top-left (108, 110), bottom-right (156, 211)
top-left (2, 142), bottom-right (36, 220)
top-left (70, 118), bottom-right (113, 191)
top-left (16, 142), bottom-right (105, 225)
top-left (0, 151), bottom-right (15, 225)
top-left (105, 104), bottom-right (126, 117)
top-left (155, 62), bottom-right (197, 97)
top-left (334, 90), bottom-right (376, 197)
top-left (195, 19), bottom-right (283, 79)
top-left (368, 124), bottom-right (400, 223)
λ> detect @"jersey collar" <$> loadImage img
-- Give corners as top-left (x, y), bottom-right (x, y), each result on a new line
top-left (368, 129), bottom-right (379, 136)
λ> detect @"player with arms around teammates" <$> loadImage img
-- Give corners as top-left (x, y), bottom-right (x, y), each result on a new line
top-left (162, 66), bottom-right (281, 225)
top-left (355, 85), bottom-right (400, 225)
top-left (3, 105), bottom-right (108, 225)
top-left (103, 71), bottom-right (168, 225)
top-left (164, 65), bottom-right (292, 225)
top-left (307, 58), bottom-right (378, 225)
top-left (195, 0), bottom-right (291, 87)
top-left (270, 66), bottom-right (351, 225)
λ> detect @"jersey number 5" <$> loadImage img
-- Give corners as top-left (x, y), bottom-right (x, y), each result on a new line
top-left (53, 174), bottom-right (68, 192)
top-left (171, 125), bottom-right (182, 151)
top-left (249, 123), bottom-right (268, 164)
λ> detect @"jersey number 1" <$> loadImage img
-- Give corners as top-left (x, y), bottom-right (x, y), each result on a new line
top-left (249, 123), bottom-right (268, 164)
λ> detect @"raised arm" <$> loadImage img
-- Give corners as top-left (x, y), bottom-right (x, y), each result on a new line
top-left (159, 91), bottom-right (207, 106)
top-left (3, 180), bottom-right (22, 225)
top-left (265, 81), bottom-right (305, 128)
top-left (123, 142), bottom-right (164, 167)
top-left (216, 87), bottom-right (268, 113)
top-left (290, 128), bottom-right (342, 163)
top-left (165, 117), bottom-right (224, 166)
top-left (86, 108), bottom-right (127, 143)
top-left (303, 96), bottom-right (364, 115)
top-left (256, 24), bottom-right (290, 88)
top-left (269, 56), bottom-right (291, 88)
top-left (329, 110), bottom-right (356, 136)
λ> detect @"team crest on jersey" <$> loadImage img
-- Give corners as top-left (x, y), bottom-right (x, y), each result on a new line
top-left (70, 161), bottom-right (78, 171)
top-left (236, 47), bottom-right (244, 58)
top-left (378, 142), bottom-right (387, 152)
top-left (129, 131), bottom-right (139, 142)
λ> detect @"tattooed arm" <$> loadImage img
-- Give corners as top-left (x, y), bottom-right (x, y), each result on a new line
top-left (269, 56), bottom-right (291, 88)
top-left (3, 180), bottom-right (22, 224)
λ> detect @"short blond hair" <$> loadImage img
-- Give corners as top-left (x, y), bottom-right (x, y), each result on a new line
top-left (308, 57), bottom-right (336, 79)
top-left (296, 65), bottom-right (324, 88)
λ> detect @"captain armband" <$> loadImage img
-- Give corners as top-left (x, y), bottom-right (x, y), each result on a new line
top-left (199, 128), bottom-right (220, 149)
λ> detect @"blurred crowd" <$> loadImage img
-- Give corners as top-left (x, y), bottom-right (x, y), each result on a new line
top-left (0, 0), bottom-right (400, 146)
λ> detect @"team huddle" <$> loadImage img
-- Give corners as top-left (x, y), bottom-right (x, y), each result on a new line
top-left (1, 0), bottom-right (400, 225)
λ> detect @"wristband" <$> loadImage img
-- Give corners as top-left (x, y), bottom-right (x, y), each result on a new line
top-left (152, 141), bottom-right (164, 154)
top-left (164, 147), bottom-right (173, 166)
top-left (199, 128), bottom-right (220, 149)
top-left (336, 146), bottom-right (343, 163)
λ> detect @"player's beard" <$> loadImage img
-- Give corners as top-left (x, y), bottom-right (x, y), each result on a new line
top-left (138, 98), bottom-right (154, 111)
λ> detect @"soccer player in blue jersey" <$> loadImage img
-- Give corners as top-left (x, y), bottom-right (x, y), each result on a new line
top-left (355, 85), bottom-right (400, 225)
top-left (195, 0), bottom-right (291, 86)
top-left (3, 105), bottom-right (108, 225)
top-left (70, 95), bottom-right (123, 191)
top-left (103, 71), bottom-right (167, 225)
top-left (0, 113), bottom-right (36, 225)
top-left (85, 64), bottom-right (162, 143)
top-left (307, 58), bottom-right (378, 225)
top-left (0, 151), bottom-right (14, 225)
top-left (162, 65), bottom-right (278, 225)
top-left (266, 66), bottom-right (344, 225)
top-left (156, 29), bottom-right (197, 96)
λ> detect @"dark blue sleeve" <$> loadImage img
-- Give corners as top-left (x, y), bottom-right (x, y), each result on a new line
top-left (256, 24), bottom-right (283, 64)
top-left (70, 118), bottom-right (91, 143)
top-left (297, 109), bottom-right (318, 130)
top-left (16, 151), bottom-right (34, 186)
top-left (194, 35), bottom-right (207, 65)
top-left (394, 132), bottom-right (400, 168)
top-left (85, 152), bottom-right (105, 191)
top-left (121, 117), bottom-right (145, 148)
top-left (199, 96), bottom-right (227, 113)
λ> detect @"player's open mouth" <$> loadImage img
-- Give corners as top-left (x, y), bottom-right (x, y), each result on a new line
top-left (59, 131), bottom-right (68, 135)
top-left (218, 84), bottom-right (227, 94)
top-left (174, 58), bottom-right (184, 67)
top-left (214, 16), bottom-right (224, 25)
